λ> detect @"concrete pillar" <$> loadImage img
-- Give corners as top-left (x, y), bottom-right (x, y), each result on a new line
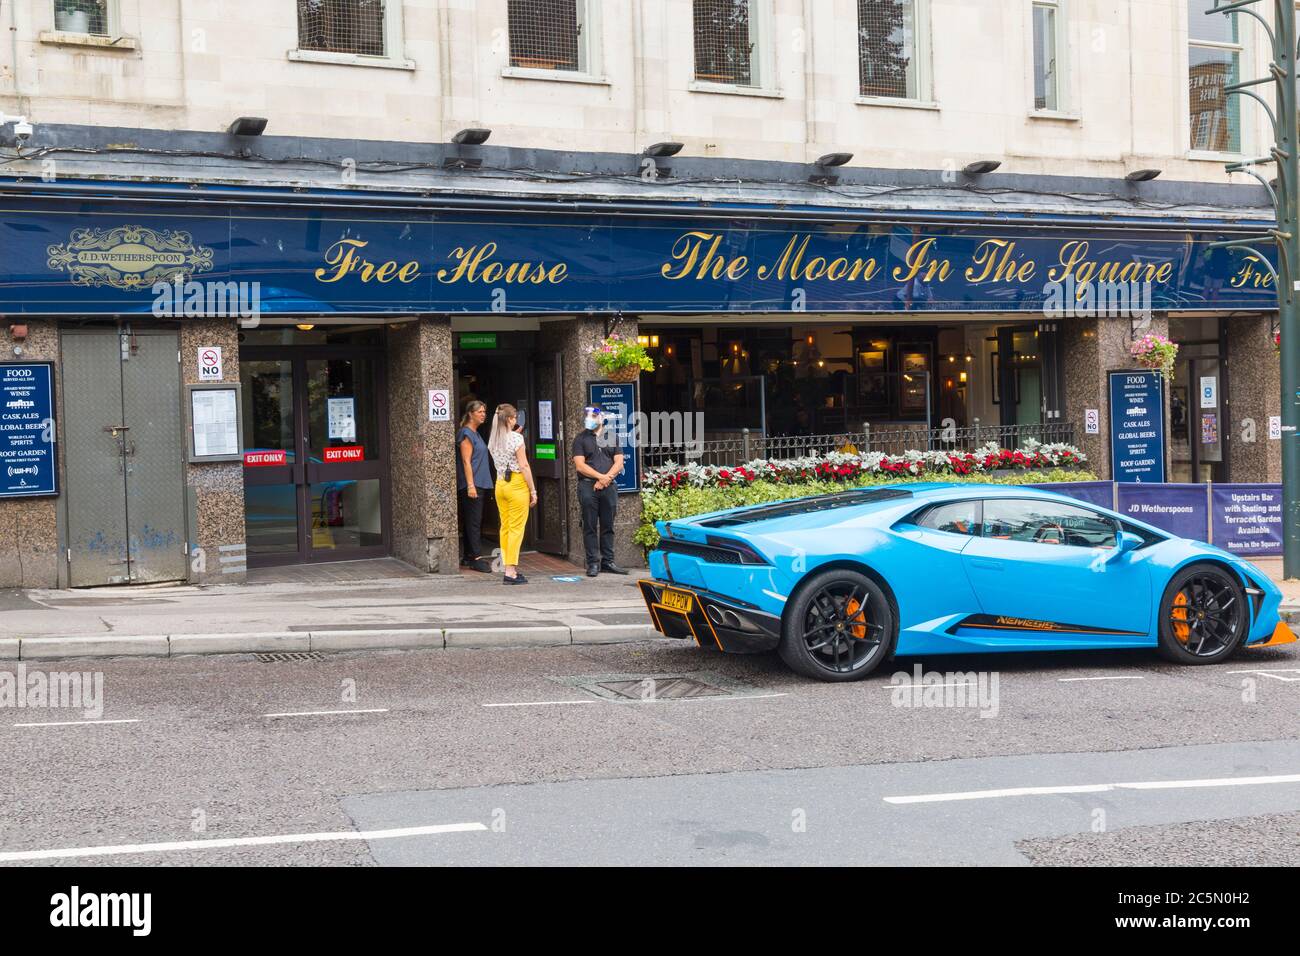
top-left (181, 317), bottom-right (246, 584)
top-left (540, 315), bottom-right (645, 569)
top-left (0, 319), bottom-right (60, 588)
top-left (1225, 314), bottom-right (1282, 483)
top-left (1061, 315), bottom-right (1170, 480)
top-left (386, 316), bottom-right (458, 573)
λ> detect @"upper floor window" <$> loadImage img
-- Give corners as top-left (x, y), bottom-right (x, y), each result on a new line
top-left (693, 0), bottom-right (763, 88)
top-left (1031, 0), bottom-right (1061, 111)
top-left (297, 0), bottom-right (387, 58)
top-left (53, 0), bottom-right (110, 36)
top-left (1188, 0), bottom-right (1242, 153)
top-left (858, 0), bottom-right (928, 101)
top-left (508, 0), bottom-right (594, 74)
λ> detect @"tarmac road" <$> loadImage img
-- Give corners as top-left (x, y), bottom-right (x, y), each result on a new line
top-left (0, 638), bottom-right (1296, 866)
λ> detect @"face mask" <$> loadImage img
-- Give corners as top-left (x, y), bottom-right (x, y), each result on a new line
top-left (584, 416), bottom-right (600, 430)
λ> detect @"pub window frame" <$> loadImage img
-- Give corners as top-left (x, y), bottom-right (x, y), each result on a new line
top-left (855, 0), bottom-right (934, 108)
top-left (501, 0), bottom-right (608, 85)
top-left (289, 0), bottom-right (415, 71)
top-left (1028, 0), bottom-right (1070, 116)
top-left (49, 0), bottom-right (116, 38)
top-left (689, 0), bottom-right (781, 99)
top-left (1186, 0), bottom-right (1248, 159)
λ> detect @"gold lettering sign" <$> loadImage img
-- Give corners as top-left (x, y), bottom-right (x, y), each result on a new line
top-left (47, 226), bottom-right (214, 290)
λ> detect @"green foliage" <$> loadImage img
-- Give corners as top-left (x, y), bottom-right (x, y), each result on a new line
top-left (634, 468), bottom-right (1098, 549)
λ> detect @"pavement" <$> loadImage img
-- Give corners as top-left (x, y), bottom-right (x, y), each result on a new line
top-left (0, 555), bottom-right (660, 660)
top-left (2, 553), bottom-right (1300, 662)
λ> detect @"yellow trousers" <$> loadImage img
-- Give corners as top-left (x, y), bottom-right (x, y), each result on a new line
top-left (494, 472), bottom-right (530, 567)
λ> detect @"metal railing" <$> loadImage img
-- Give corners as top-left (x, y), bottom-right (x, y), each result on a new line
top-left (641, 421), bottom-right (1077, 470)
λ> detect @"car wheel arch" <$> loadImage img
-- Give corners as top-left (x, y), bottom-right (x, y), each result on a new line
top-left (781, 559), bottom-right (900, 631)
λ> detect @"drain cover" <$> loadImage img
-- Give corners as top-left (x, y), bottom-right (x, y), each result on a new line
top-left (255, 652), bottom-right (326, 663)
top-left (595, 676), bottom-right (729, 700)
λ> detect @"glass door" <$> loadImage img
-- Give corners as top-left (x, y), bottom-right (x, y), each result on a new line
top-left (241, 345), bottom-right (390, 566)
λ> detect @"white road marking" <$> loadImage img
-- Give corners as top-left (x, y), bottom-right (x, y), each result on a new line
top-left (1227, 668), bottom-right (1300, 682)
top-left (1057, 676), bottom-right (1146, 682)
top-left (482, 699), bottom-right (598, 708)
top-left (885, 773), bottom-right (1300, 805)
top-left (263, 708), bottom-right (389, 718)
top-left (885, 682), bottom-right (975, 690)
top-left (0, 822), bottom-right (487, 863)
top-left (482, 693), bottom-right (788, 708)
top-left (12, 719), bottom-right (140, 728)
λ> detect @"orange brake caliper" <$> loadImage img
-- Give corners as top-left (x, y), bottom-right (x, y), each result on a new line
top-left (1172, 591), bottom-right (1190, 644)
top-left (844, 597), bottom-right (868, 640)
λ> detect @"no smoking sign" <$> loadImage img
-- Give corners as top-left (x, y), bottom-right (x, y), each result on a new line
top-left (428, 388), bottom-right (450, 422)
top-left (198, 347), bottom-right (223, 382)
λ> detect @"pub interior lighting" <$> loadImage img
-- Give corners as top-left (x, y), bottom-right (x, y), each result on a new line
top-left (962, 160), bottom-right (1002, 176)
top-left (227, 117), bottom-right (268, 136)
top-left (1125, 169), bottom-right (1162, 182)
top-left (295, 323), bottom-right (315, 331)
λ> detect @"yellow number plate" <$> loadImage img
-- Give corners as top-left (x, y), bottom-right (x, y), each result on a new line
top-left (661, 589), bottom-right (694, 613)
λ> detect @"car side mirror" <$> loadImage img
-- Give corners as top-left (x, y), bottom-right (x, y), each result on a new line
top-left (1114, 531), bottom-right (1143, 558)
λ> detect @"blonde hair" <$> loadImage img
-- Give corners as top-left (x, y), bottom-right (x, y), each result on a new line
top-left (460, 399), bottom-right (486, 428)
top-left (488, 403), bottom-right (518, 459)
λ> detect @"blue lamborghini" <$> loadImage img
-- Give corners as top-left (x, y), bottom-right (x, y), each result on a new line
top-left (638, 483), bottom-right (1297, 681)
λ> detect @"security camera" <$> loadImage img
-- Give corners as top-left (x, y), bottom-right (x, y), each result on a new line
top-left (0, 114), bottom-right (32, 143)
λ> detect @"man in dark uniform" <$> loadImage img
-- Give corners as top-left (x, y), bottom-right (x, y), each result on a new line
top-left (572, 404), bottom-right (626, 577)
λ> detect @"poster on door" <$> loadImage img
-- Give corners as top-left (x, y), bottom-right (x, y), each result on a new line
top-left (327, 397), bottom-right (356, 441)
top-left (0, 362), bottom-right (57, 498)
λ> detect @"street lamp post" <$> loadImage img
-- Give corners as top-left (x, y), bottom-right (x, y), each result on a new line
top-left (1209, 0), bottom-right (1300, 577)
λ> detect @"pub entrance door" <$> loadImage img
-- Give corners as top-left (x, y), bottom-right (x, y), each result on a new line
top-left (240, 336), bottom-right (391, 567)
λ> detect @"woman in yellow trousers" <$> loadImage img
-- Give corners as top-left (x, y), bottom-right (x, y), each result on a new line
top-left (488, 403), bottom-right (537, 585)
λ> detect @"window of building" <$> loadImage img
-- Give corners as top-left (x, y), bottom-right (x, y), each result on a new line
top-left (52, 1), bottom-right (110, 36)
top-left (857, 0), bottom-right (925, 100)
top-left (1031, 1), bottom-right (1061, 111)
top-left (1188, 0), bottom-right (1242, 154)
top-left (693, 0), bottom-right (765, 89)
top-left (292, 0), bottom-right (411, 69)
top-left (298, 0), bottom-right (391, 57)
top-left (508, 0), bottom-right (595, 74)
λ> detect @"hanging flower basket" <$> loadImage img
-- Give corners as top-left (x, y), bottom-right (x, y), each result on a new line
top-left (1130, 333), bottom-right (1178, 381)
top-left (591, 333), bottom-right (654, 381)
top-left (604, 364), bottom-right (643, 383)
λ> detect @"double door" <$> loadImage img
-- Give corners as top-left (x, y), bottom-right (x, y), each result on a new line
top-left (240, 346), bottom-right (390, 566)
top-left (62, 326), bottom-right (188, 586)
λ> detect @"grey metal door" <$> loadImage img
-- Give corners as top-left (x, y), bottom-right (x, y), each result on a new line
top-left (62, 327), bottom-right (188, 586)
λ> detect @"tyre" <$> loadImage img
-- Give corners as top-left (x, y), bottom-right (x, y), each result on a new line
top-left (778, 568), bottom-right (896, 682)
top-left (1156, 563), bottom-right (1248, 664)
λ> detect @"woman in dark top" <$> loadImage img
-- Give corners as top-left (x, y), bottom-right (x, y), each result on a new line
top-left (457, 400), bottom-right (493, 572)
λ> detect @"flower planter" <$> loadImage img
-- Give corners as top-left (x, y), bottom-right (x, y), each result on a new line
top-left (603, 364), bottom-right (641, 383)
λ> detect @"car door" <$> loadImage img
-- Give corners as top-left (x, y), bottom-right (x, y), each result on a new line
top-left (960, 497), bottom-right (1153, 640)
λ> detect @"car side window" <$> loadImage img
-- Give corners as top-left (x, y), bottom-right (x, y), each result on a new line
top-left (981, 499), bottom-right (1118, 549)
top-left (914, 501), bottom-right (980, 536)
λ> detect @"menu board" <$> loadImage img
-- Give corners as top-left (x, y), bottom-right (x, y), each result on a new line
top-left (1108, 370), bottom-right (1166, 483)
top-left (0, 363), bottom-right (57, 498)
top-left (188, 386), bottom-right (241, 461)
